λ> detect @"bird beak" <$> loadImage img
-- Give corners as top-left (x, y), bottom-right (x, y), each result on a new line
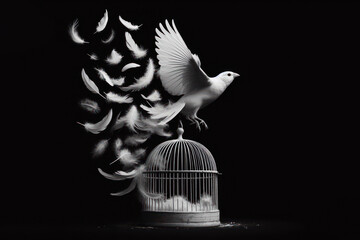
top-left (233, 73), bottom-right (240, 78)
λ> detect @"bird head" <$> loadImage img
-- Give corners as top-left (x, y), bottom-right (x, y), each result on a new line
top-left (217, 71), bottom-right (240, 86)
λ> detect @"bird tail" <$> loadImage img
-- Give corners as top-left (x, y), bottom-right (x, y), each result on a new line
top-left (140, 101), bottom-right (185, 125)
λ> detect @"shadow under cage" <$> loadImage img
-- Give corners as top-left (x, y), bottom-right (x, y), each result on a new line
top-left (141, 128), bottom-right (220, 227)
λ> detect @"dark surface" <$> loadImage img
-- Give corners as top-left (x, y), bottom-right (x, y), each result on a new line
top-left (1, 1), bottom-right (358, 239)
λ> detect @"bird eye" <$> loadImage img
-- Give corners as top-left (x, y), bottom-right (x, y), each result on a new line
top-left (227, 73), bottom-right (231, 76)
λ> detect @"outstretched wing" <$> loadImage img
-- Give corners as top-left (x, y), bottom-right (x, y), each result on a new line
top-left (155, 20), bottom-right (210, 96)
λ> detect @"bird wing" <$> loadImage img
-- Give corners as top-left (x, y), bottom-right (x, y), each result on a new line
top-left (155, 20), bottom-right (210, 96)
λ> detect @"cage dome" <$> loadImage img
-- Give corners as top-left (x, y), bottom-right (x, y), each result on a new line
top-left (141, 127), bottom-right (220, 227)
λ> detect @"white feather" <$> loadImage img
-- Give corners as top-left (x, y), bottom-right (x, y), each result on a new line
top-left (106, 49), bottom-right (123, 65)
top-left (92, 139), bottom-right (109, 158)
top-left (119, 15), bottom-right (142, 31)
top-left (141, 90), bottom-right (162, 102)
top-left (136, 115), bottom-right (172, 137)
top-left (115, 149), bottom-right (139, 167)
top-left (113, 138), bottom-right (123, 157)
top-left (69, 19), bottom-right (88, 44)
top-left (105, 92), bottom-right (133, 104)
top-left (121, 63), bottom-right (141, 72)
top-left (121, 58), bottom-right (155, 91)
top-left (125, 32), bottom-right (147, 59)
top-left (87, 53), bottom-right (98, 60)
top-left (101, 29), bottom-right (115, 44)
top-left (79, 98), bottom-right (100, 113)
top-left (124, 133), bottom-right (150, 146)
top-left (125, 105), bottom-right (140, 132)
top-left (95, 68), bottom-right (114, 86)
top-left (111, 76), bottom-right (125, 87)
top-left (77, 109), bottom-right (113, 134)
top-left (111, 105), bottom-right (140, 132)
top-left (95, 9), bottom-right (108, 33)
top-left (98, 168), bottom-right (137, 181)
top-left (81, 68), bottom-right (105, 99)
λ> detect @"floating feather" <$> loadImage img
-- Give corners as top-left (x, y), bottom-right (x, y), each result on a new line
top-left (111, 76), bottom-right (125, 87)
top-left (119, 15), bottom-right (142, 31)
top-left (121, 58), bottom-right (155, 91)
top-left (106, 49), bottom-right (123, 65)
top-left (124, 133), bottom-right (150, 146)
top-left (79, 98), bottom-right (100, 113)
top-left (113, 138), bottom-right (123, 156)
top-left (69, 19), bottom-right (88, 44)
top-left (87, 53), bottom-right (98, 60)
top-left (81, 68), bottom-right (105, 99)
top-left (77, 109), bottom-right (113, 134)
top-left (98, 168), bottom-right (138, 181)
top-left (125, 32), bottom-right (147, 59)
top-left (101, 29), bottom-right (115, 44)
top-left (105, 92), bottom-right (133, 104)
top-left (125, 105), bottom-right (140, 132)
top-left (95, 68), bottom-right (114, 86)
top-left (92, 139), bottom-right (109, 158)
top-left (141, 90), bottom-right (162, 102)
top-left (121, 63), bottom-right (141, 72)
top-left (136, 115), bottom-right (172, 137)
top-left (95, 9), bottom-right (108, 33)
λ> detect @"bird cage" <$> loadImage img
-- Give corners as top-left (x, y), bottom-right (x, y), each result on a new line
top-left (141, 127), bottom-right (220, 227)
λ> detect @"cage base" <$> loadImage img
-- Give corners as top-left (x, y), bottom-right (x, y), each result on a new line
top-left (141, 210), bottom-right (220, 227)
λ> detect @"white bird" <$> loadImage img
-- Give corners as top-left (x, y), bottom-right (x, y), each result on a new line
top-left (141, 20), bottom-right (240, 130)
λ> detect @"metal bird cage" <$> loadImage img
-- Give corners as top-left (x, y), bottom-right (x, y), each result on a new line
top-left (141, 127), bottom-right (220, 227)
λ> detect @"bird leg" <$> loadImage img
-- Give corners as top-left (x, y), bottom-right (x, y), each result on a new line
top-left (187, 116), bottom-right (201, 131)
top-left (195, 115), bottom-right (208, 130)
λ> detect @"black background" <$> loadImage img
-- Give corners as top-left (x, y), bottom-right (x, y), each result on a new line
top-left (1, 1), bottom-right (358, 239)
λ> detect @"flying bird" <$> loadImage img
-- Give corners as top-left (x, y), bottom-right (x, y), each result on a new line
top-left (141, 20), bottom-right (240, 130)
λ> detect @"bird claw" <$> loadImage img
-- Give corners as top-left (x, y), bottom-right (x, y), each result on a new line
top-left (199, 120), bottom-right (208, 129)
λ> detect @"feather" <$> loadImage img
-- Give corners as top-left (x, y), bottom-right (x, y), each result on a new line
top-left (118, 15), bottom-right (142, 31)
top-left (105, 49), bottom-right (123, 65)
top-left (81, 68), bottom-right (105, 99)
top-left (133, 148), bottom-right (146, 159)
top-left (95, 9), bottom-right (108, 33)
top-left (124, 133), bottom-right (150, 146)
top-left (110, 178), bottom-right (137, 196)
top-left (92, 139), bottom-right (109, 158)
top-left (101, 29), bottom-right (115, 44)
top-left (111, 106), bottom-right (140, 132)
top-left (69, 19), bottom-right (88, 44)
top-left (98, 168), bottom-right (137, 181)
top-left (105, 92), bottom-right (133, 104)
top-left (141, 90), bottom-right (162, 102)
top-left (111, 148), bottom-right (139, 166)
top-left (125, 105), bottom-right (140, 132)
top-left (121, 63), bottom-right (141, 72)
top-left (79, 98), bottom-right (100, 113)
top-left (125, 32), bottom-right (147, 59)
top-left (111, 76), bottom-right (125, 87)
top-left (120, 58), bottom-right (155, 91)
top-left (95, 68), bottom-right (114, 86)
top-left (77, 109), bottom-right (113, 134)
top-left (136, 116), bottom-right (172, 137)
top-left (87, 53), bottom-right (98, 60)
top-left (113, 138), bottom-right (123, 156)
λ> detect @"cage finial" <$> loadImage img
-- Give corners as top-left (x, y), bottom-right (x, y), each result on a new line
top-left (177, 121), bottom-right (184, 140)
